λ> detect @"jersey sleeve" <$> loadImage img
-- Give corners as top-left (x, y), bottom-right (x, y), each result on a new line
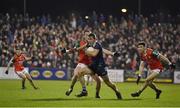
top-left (152, 50), bottom-right (160, 58)
top-left (74, 41), bottom-right (80, 48)
top-left (94, 42), bottom-right (101, 50)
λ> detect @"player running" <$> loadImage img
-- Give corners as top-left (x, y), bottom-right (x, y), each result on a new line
top-left (5, 48), bottom-right (38, 90)
top-left (85, 33), bottom-right (122, 99)
top-left (65, 31), bottom-right (101, 98)
top-left (131, 42), bottom-right (176, 99)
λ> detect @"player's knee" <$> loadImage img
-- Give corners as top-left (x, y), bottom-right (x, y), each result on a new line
top-left (145, 79), bottom-right (152, 84)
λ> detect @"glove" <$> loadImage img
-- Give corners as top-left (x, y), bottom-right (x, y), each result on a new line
top-left (31, 56), bottom-right (35, 61)
top-left (169, 63), bottom-right (176, 70)
top-left (61, 48), bottom-right (66, 53)
top-left (136, 75), bottom-right (141, 85)
top-left (5, 70), bottom-right (9, 74)
top-left (113, 52), bottom-right (120, 57)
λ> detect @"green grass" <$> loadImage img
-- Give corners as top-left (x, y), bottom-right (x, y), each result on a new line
top-left (0, 80), bottom-right (180, 107)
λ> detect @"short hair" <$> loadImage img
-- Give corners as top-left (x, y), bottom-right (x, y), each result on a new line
top-left (138, 42), bottom-right (146, 47)
top-left (88, 33), bottom-right (96, 39)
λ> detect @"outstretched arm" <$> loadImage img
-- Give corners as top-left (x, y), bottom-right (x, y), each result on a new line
top-left (102, 48), bottom-right (120, 57)
top-left (5, 57), bottom-right (14, 74)
top-left (152, 50), bottom-right (175, 69)
top-left (136, 61), bottom-right (144, 84)
top-left (102, 48), bottom-right (114, 56)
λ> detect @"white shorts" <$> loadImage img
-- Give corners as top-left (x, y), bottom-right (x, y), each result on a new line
top-left (76, 63), bottom-right (87, 68)
top-left (148, 69), bottom-right (161, 75)
top-left (15, 68), bottom-right (29, 76)
top-left (74, 63), bottom-right (91, 76)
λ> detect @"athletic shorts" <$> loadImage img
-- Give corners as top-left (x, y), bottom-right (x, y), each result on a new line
top-left (88, 64), bottom-right (107, 76)
top-left (74, 63), bottom-right (89, 76)
top-left (148, 69), bottom-right (161, 75)
top-left (15, 68), bottom-right (29, 76)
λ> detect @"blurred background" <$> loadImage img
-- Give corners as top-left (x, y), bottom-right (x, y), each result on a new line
top-left (0, 0), bottom-right (180, 82)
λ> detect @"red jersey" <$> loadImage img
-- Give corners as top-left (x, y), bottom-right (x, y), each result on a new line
top-left (140, 48), bottom-right (163, 71)
top-left (78, 40), bottom-right (92, 65)
top-left (14, 53), bottom-right (26, 71)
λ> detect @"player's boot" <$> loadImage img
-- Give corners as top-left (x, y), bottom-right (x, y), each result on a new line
top-left (76, 91), bottom-right (88, 97)
top-left (131, 92), bottom-right (140, 97)
top-left (116, 91), bottom-right (122, 99)
top-left (156, 90), bottom-right (162, 99)
top-left (65, 89), bottom-right (73, 96)
top-left (34, 87), bottom-right (39, 90)
top-left (95, 92), bottom-right (101, 98)
top-left (22, 87), bottom-right (26, 90)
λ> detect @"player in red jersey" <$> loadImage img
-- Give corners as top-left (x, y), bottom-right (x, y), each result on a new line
top-left (5, 48), bottom-right (38, 89)
top-left (131, 42), bottom-right (175, 99)
top-left (65, 31), bottom-right (101, 98)
top-left (65, 31), bottom-right (119, 98)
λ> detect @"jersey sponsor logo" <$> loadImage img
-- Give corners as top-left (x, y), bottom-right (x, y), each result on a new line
top-left (43, 70), bottom-right (53, 78)
top-left (55, 71), bottom-right (65, 78)
top-left (30, 70), bottom-right (40, 78)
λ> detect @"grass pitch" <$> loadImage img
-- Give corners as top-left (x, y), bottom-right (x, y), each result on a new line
top-left (0, 80), bottom-right (180, 107)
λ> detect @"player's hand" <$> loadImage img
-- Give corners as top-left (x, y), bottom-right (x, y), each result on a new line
top-left (113, 52), bottom-right (120, 57)
top-left (136, 75), bottom-right (141, 85)
top-left (5, 70), bottom-right (9, 74)
top-left (169, 63), bottom-right (176, 71)
top-left (69, 47), bottom-right (78, 52)
top-left (31, 56), bottom-right (35, 60)
top-left (61, 48), bottom-right (67, 53)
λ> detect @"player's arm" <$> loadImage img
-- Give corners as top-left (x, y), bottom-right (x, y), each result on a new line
top-left (103, 48), bottom-right (114, 55)
top-left (25, 56), bottom-right (32, 61)
top-left (138, 61), bottom-right (145, 76)
top-left (76, 43), bottom-right (88, 50)
top-left (136, 60), bottom-right (144, 84)
top-left (24, 54), bottom-right (32, 61)
top-left (5, 57), bottom-right (14, 74)
top-left (61, 41), bottom-right (88, 53)
top-left (152, 50), bottom-right (175, 69)
top-left (102, 48), bottom-right (120, 57)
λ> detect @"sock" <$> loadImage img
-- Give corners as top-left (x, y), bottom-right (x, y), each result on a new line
top-left (82, 86), bottom-right (87, 92)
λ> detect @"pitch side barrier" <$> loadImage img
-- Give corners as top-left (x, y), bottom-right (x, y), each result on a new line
top-left (1, 67), bottom-right (179, 84)
top-left (0, 67), bottom-right (67, 80)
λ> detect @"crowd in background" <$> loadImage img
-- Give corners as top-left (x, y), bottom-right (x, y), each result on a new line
top-left (0, 11), bottom-right (180, 71)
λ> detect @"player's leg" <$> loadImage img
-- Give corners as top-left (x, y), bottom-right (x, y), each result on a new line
top-left (24, 71), bottom-right (38, 89)
top-left (65, 65), bottom-right (80, 96)
top-left (91, 74), bottom-right (101, 98)
top-left (16, 72), bottom-right (27, 89)
top-left (75, 76), bottom-right (88, 97)
top-left (131, 70), bottom-right (159, 97)
top-left (75, 64), bottom-right (93, 97)
top-left (86, 75), bottom-right (92, 86)
top-left (22, 78), bottom-right (26, 89)
top-left (148, 70), bottom-right (162, 99)
top-left (101, 75), bottom-right (122, 99)
top-left (66, 63), bottom-right (88, 96)
top-left (148, 80), bottom-right (162, 99)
